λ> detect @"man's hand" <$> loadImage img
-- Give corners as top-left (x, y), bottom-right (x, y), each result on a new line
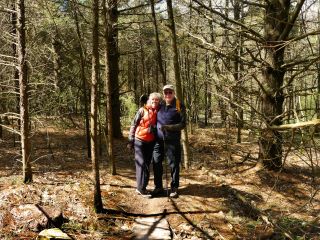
top-left (161, 125), bottom-right (171, 131)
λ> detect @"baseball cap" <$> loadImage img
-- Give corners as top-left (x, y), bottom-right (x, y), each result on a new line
top-left (163, 84), bottom-right (175, 91)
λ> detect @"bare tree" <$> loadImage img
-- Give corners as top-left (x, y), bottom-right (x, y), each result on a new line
top-left (11, 3), bottom-right (20, 147)
top-left (259, 0), bottom-right (306, 170)
top-left (232, 0), bottom-right (244, 143)
top-left (138, 23), bottom-right (146, 94)
top-left (317, 3), bottom-right (320, 119)
top-left (90, 0), bottom-right (103, 213)
top-left (70, 0), bottom-right (91, 158)
top-left (16, 0), bottom-right (32, 183)
top-left (103, 0), bottom-right (116, 175)
top-left (107, 0), bottom-right (122, 139)
top-left (166, 0), bottom-right (190, 169)
top-left (191, 0), bottom-right (308, 170)
top-left (149, 0), bottom-right (166, 86)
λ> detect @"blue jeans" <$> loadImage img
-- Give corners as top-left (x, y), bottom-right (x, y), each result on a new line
top-left (153, 139), bottom-right (181, 189)
top-left (134, 139), bottom-right (155, 191)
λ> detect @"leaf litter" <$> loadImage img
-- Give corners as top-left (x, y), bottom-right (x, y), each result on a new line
top-left (0, 125), bottom-right (319, 239)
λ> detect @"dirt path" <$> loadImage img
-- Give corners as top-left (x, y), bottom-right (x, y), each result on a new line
top-left (101, 134), bottom-right (320, 239)
top-left (1, 127), bottom-right (319, 239)
top-left (100, 138), bottom-right (233, 239)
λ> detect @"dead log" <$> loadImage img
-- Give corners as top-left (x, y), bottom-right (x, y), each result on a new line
top-left (269, 119), bottom-right (320, 130)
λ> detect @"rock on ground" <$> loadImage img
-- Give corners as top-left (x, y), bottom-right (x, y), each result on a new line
top-left (37, 228), bottom-right (72, 240)
top-left (9, 204), bottom-right (63, 232)
top-left (132, 217), bottom-right (171, 240)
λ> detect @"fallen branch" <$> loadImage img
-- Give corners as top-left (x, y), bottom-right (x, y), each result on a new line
top-left (269, 119), bottom-right (320, 130)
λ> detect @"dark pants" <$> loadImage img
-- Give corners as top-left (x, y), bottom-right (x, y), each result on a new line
top-left (153, 139), bottom-right (181, 189)
top-left (134, 139), bottom-right (155, 191)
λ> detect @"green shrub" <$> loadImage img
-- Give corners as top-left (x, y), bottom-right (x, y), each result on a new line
top-left (120, 94), bottom-right (138, 127)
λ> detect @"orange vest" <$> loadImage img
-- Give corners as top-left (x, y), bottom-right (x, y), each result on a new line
top-left (135, 106), bottom-right (157, 142)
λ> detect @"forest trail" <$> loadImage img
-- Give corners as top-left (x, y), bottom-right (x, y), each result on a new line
top-left (101, 134), bottom-right (243, 239)
top-left (1, 126), bottom-right (319, 239)
top-left (1, 125), bottom-right (227, 239)
top-left (102, 137), bottom-right (224, 239)
top-left (1, 0), bottom-right (320, 238)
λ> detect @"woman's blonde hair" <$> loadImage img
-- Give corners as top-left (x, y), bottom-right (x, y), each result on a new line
top-left (149, 92), bottom-right (162, 101)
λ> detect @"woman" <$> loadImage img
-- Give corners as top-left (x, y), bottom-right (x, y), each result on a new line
top-left (128, 92), bottom-right (161, 197)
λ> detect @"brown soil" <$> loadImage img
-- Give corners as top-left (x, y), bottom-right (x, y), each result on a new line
top-left (0, 123), bottom-right (319, 239)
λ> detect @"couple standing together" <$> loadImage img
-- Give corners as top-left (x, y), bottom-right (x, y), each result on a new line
top-left (128, 84), bottom-right (186, 198)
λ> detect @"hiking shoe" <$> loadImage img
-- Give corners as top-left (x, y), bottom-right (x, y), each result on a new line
top-left (170, 188), bottom-right (178, 198)
top-left (151, 188), bottom-right (164, 197)
top-left (136, 189), bottom-right (151, 198)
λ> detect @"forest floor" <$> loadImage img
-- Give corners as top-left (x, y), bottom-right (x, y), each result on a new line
top-left (0, 121), bottom-right (320, 239)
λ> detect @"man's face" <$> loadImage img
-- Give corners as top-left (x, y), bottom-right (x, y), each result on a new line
top-left (163, 89), bottom-right (175, 103)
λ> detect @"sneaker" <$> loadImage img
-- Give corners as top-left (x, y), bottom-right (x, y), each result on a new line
top-left (170, 188), bottom-right (178, 198)
top-left (151, 188), bottom-right (164, 197)
top-left (136, 189), bottom-right (151, 198)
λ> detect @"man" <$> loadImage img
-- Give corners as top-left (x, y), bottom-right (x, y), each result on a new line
top-left (152, 84), bottom-right (186, 198)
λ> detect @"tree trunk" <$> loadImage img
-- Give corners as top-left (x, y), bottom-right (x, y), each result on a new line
top-left (192, 54), bottom-right (198, 126)
top-left (288, 84), bottom-right (294, 123)
top-left (233, 0), bottom-right (244, 143)
top-left (204, 53), bottom-right (212, 126)
top-left (71, 0), bottom-right (91, 158)
top-left (317, 5), bottom-right (320, 119)
top-left (16, 0), bottom-right (32, 183)
top-left (103, 0), bottom-right (116, 175)
top-left (133, 57), bottom-right (139, 104)
top-left (184, 48), bottom-right (192, 132)
top-left (52, 34), bottom-right (61, 90)
top-left (106, 0), bottom-right (122, 138)
top-left (166, 0), bottom-right (190, 169)
top-left (138, 23), bottom-right (146, 95)
top-left (149, 0), bottom-right (166, 86)
top-left (207, 0), bottom-right (213, 121)
top-left (12, 3), bottom-right (20, 147)
top-left (0, 83), bottom-right (3, 138)
top-left (204, 54), bottom-right (209, 126)
top-left (0, 111), bottom-right (2, 139)
top-left (318, 68), bottom-right (320, 119)
top-left (259, 1), bottom-right (291, 170)
top-left (155, 63), bottom-right (160, 92)
top-left (90, 0), bottom-right (103, 213)
top-left (216, 0), bottom-right (230, 126)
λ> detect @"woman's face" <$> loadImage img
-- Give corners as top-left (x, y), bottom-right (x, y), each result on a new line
top-left (150, 96), bottom-right (160, 108)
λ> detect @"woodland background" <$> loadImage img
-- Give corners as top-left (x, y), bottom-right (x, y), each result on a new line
top-left (0, 0), bottom-right (320, 239)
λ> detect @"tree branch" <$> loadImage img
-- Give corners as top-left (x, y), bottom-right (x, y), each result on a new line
top-left (242, 0), bottom-right (266, 8)
top-left (0, 6), bottom-right (15, 14)
top-left (118, 0), bottom-right (162, 13)
top-left (279, 0), bottom-right (306, 41)
top-left (191, 0), bottom-right (264, 42)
